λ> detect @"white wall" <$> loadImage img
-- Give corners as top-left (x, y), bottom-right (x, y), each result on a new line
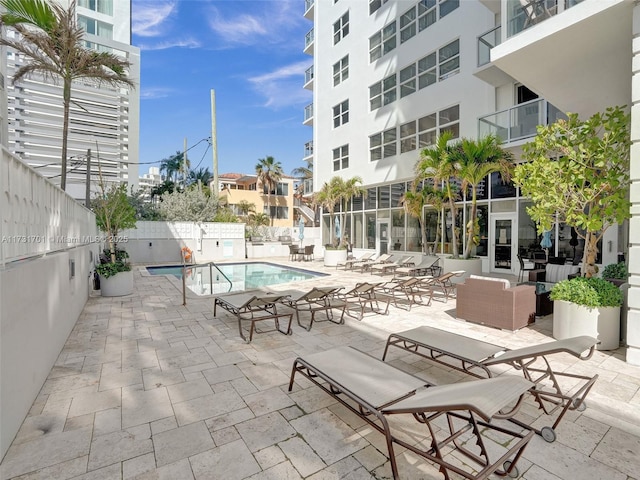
top-left (0, 148), bottom-right (96, 458)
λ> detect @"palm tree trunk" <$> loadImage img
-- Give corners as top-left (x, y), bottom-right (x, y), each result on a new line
top-left (268, 192), bottom-right (273, 226)
top-left (584, 231), bottom-right (599, 278)
top-left (61, 79), bottom-right (72, 191)
top-left (446, 183), bottom-right (458, 258)
top-left (464, 188), bottom-right (477, 259)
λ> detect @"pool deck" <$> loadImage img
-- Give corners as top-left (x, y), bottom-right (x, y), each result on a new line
top-left (1, 259), bottom-right (639, 479)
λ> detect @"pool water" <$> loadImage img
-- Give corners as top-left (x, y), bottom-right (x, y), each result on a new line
top-left (146, 262), bottom-right (326, 294)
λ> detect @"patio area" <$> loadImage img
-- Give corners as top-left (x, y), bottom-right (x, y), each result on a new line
top-left (1, 260), bottom-right (639, 480)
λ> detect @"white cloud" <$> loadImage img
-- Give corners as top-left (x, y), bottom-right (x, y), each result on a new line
top-left (248, 60), bottom-right (313, 108)
top-left (137, 38), bottom-right (201, 51)
top-left (207, 0), bottom-right (303, 46)
top-left (140, 87), bottom-right (174, 100)
top-left (132, 1), bottom-right (177, 37)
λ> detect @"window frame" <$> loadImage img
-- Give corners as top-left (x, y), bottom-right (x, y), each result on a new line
top-left (333, 11), bottom-right (350, 45)
top-left (332, 99), bottom-right (349, 128)
top-left (333, 55), bottom-right (349, 86)
top-left (333, 144), bottom-right (349, 171)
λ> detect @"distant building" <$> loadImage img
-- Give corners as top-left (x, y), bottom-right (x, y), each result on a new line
top-left (138, 166), bottom-right (162, 202)
top-left (214, 173), bottom-right (299, 228)
top-left (4, 0), bottom-right (140, 202)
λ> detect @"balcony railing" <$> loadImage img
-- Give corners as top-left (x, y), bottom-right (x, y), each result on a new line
top-left (304, 0), bottom-right (314, 15)
top-left (304, 141), bottom-right (313, 158)
top-left (304, 28), bottom-right (314, 51)
top-left (304, 103), bottom-right (314, 123)
top-left (507, 0), bottom-right (585, 38)
top-left (303, 178), bottom-right (313, 196)
top-left (305, 65), bottom-right (314, 85)
top-left (478, 98), bottom-right (567, 143)
top-left (477, 25), bottom-right (501, 67)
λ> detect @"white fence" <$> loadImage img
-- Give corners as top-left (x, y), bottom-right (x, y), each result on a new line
top-left (1, 146), bottom-right (97, 266)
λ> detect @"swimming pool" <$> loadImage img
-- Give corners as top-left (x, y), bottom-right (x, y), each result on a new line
top-left (146, 262), bottom-right (327, 295)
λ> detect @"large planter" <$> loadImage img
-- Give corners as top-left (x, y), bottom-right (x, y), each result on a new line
top-left (324, 248), bottom-right (348, 267)
top-left (553, 299), bottom-right (620, 350)
top-left (439, 256), bottom-right (482, 283)
top-left (99, 270), bottom-right (134, 297)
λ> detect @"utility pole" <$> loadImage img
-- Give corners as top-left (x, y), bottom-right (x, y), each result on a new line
top-left (211, 89), bottom-right (219, 196)
top-left (85, 149), bottom-right (91, 208)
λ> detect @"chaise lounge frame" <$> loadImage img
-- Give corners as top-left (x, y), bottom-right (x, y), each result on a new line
top-left (383, 326), bottom-right (598, 442)
top-left (289, 346), bottom-right (534, 480)
top-left (279, 286), bottom-right (347, 331)
top-left (213, 291), bottom-right (293, 343)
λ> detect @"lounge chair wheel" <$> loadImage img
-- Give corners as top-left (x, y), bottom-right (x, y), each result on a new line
top-left (573, 398), bottom-right (587, 411)
top-left (502, 461), bottom-right (518, 478)
top-left (540, 426), bottom-right (556, 443)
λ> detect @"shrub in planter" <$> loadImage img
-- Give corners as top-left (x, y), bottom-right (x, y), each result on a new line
top-left (602, 262), bottom-right (628, 286)
top-left (551, 277), bottom-right (622, 349)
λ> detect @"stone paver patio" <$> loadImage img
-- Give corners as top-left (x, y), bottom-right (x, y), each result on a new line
top-left (1, 259), bottom-right (639, 479)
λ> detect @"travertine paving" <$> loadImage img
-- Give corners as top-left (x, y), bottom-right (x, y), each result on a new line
top-left (1, 260), bottom-right (639, 479)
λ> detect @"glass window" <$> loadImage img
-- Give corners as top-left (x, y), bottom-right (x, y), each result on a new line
top-left (399, 64), bottom-right (416, 98)
top-left (439, 39), bottom-right (460, 80)
top-left (369, 21), bottom-right (397, 62)
top-left (383, 128), bottom-right (397, 158)
top-left (333, 55), bottom-right (349, 86)
top-left (490, 171), bottom-right (516, 199)
top-left (333, 144), bottom-right (349, 171)
top-left (332, 100), bottom-right (349, 127)
top-left (354, 212), bottom-right (364, 248)
top-left (365, 187), bottom-right (377, 209)
top-left (79, 0), bottom-right (113, 15)
top-left (418, 0), bottom-right (437, 31)
top-left (366, 213), bottom-right (376, 248)
top-left (439, 0), bottom-right (459, 18)
top-left (378, 185), bottom-right (390, 208)
top-left (406, 213), bottom-right (421, 252)
top-left (369, 0), bottom-right (390, 15)
top-left (391, 182), bottom-right (405, 207)
top-left (333, 12), bottom-right (349, 45)
top-left (369, 74), bottom-right (396, 110)
top-left (400, 6), bottom-right (417, 43)
top-left (418, 52), bottom-right (437, 89)
top-left (370, 132), bottom-right (383, 161)
top-left (400, 120), bottom-right (417, 153)
top-left (391, 209), bottom-right (405, 251)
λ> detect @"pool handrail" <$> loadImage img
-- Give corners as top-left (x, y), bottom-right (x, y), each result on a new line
top-left (181, 261), bottom-right (233, 305)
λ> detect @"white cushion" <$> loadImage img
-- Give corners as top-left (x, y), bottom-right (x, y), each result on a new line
top-left (545, 264), bottom-right (580, 283)
top-left (469, 275), bottom-right (511, 289)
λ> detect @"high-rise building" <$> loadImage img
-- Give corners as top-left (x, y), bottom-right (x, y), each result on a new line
top-left (4, 0), bottom-right (140, 202)
top-left (304, 0), bottom-right (639, 363)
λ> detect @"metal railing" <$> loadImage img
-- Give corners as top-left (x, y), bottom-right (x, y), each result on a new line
top-left (304, 103), bottom-right (314, 122)
top-left (507, 0), bottom-right (585, 38)
top-left (181, 261), bottom-right (233, 305)
top-left (477, 25), bottom-right (501, 67)
top-left (305, 65), bottom-right (314, 85)
top-left (478, 98), bottom-right (567, 143)
top-left (304, 28), bottom-right (314, 50)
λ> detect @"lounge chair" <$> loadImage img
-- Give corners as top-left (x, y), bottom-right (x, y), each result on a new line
top-left (279, 286), bottom-right (346, 331)
top-left (369, 255), bottom-right (415, 276)
top-left (415, 270), bottom-right (465, 302)
top-left (213, 291), bottom-right (293, 343)
top-left (354, 253), bottom-right (392, 272)
top-left (375, 276), bottom-right (432, 310)
top-left (394, 255), bottom-right (441, 277)
top-left (289, 346), bottom-right (534, 480)
top-left (336, 251), bottom-right (374, 270)
top-left (382, 325), bottom-right (598, 443)
top-left (335, 282), bottom-right (390, 319)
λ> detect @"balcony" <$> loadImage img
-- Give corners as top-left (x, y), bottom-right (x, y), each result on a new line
top-left (304, 28), bottom-right (314, 55)
top-left (478, 98), bottom-right (567, 144)
top-left (474, 25), bottom-right (514, 87)
top-left (304, 0), bottom-right (314, 20)
top-left (304, 65), bottom-right (314, 90)
top-left (491, 0), bottom-right (632, 117)
top-left (304, 141), bottom-right (313, 159)
top-left (303, 103), bottom-right (313, 126)
top-left (507, 0), bottom-right (585, 39)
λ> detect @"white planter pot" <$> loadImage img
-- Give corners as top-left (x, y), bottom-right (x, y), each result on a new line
top-left (440, 257), bottom-right (482, 283)
top-left (100, 270), bottom-right (134, 297)
top-left (324, 249), bottom-right (347, 267)
top-left (553, 300), bottom-right (620, 350)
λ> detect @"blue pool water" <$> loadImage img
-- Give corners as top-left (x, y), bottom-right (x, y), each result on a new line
top-left (146, 262), bottom-right (326, 292)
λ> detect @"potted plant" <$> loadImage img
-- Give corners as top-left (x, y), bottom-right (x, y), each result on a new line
top-left (550, 277), bottom-right (623, 350)
top-left (92, 183), bottom-right (137, 296)
top-left (602, 262), bottom-right (628, 287)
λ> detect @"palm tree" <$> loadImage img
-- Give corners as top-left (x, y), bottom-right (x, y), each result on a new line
top-left (188, 167), bottom-right (212, 187)
top-left (415, 132), bottom-right (460, 257)
top-left (401, 184), bottom-right (445, 254)
top-left (312, 178), bottom-right (340, 246)
top-left (0, 0), bottom-right (135, 191)
top-left (159, 152), bottom-right (183, 182)
top-left (453, 135), bottom-right (514, 259)
top-left (236, 200), bottom-right (255, 218)
top-left (335, 176), bottom-right (366, 248)
top-left (255, 156), bottom-right (283, 226)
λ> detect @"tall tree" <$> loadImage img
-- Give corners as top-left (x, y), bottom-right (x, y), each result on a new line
top-left (0, 0), bottom-right (135, 191)
top-left (415, 132), bottom-right (460, 257)
top-left (188, 167), bottom-right (212, 187)
top-left (453, 135), bottom-right (514, 259)
top-left (312, 178), bottom-right (340, 247)
top-left (514, 106), bottom-right (630, 277)
top-left (159, 152), bottom-right (184, 183)
top-left (255, 155), bottom-right (283, 226)
top-left (401, 184), bottom-right (444, 254)
top-left (335, 176), bottom-right (366, 248)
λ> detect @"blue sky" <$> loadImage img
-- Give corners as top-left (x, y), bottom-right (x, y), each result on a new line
top-left (131, 0), bottom-right (312, 179)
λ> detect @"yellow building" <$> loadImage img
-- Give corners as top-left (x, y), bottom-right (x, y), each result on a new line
top-left (215, 173), bottom-right (298, 228)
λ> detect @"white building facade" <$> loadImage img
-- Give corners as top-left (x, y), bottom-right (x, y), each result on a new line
top-left (305, 0), bottom-right (640, 364)
top-left (4, 0), bottom-right (140, 202)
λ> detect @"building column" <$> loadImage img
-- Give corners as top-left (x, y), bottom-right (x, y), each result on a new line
top-left (627, 2), bottom-right (640, 365)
